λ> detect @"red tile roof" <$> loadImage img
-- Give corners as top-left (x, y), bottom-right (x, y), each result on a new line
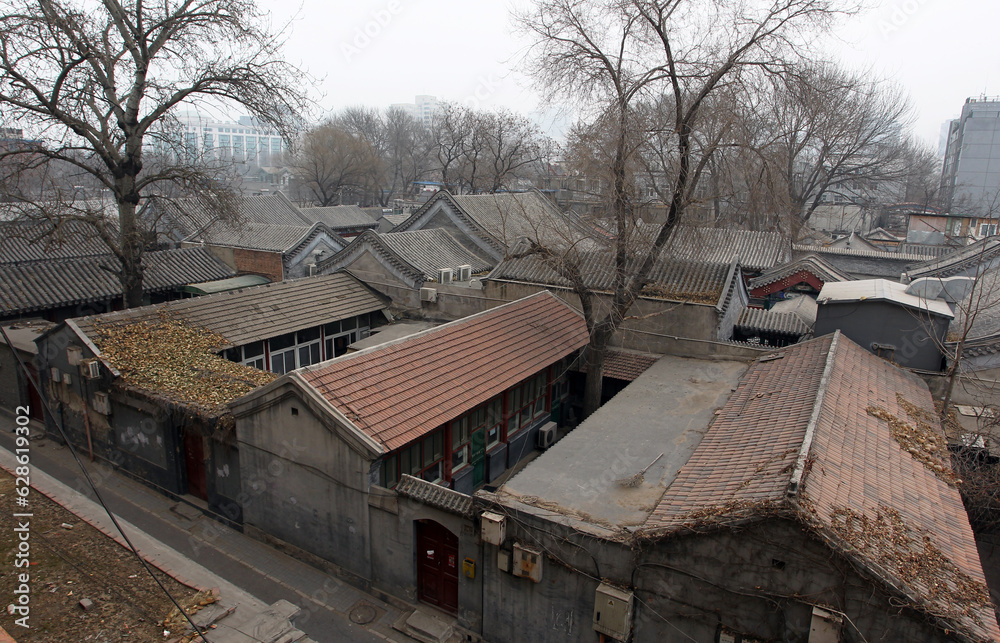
top-left (299, 292), bottom-right (589, 451)
top-left (644, 333), bottom-right (999, 641)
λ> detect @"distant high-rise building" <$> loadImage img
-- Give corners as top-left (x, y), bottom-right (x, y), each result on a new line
top-left (389, 95), bottom-right (440, 128)
top-left (155, 112), bottom-right (286, 165)
top-left (940, 97), bottom-right (1000, 215)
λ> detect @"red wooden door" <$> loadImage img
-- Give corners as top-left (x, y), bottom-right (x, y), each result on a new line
top-left (183, 432), bottom-right (207, 500)
top-left (416, 520), bottom-right (459, 613)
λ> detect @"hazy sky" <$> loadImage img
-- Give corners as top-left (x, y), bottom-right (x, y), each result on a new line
top-left (259, 0), bottom-right (999, 149)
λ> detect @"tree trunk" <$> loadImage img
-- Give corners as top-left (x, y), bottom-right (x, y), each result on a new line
top-left (582, 324), bottom-right (613, 419)
top-left (117, 187), bottom-right (144, 309)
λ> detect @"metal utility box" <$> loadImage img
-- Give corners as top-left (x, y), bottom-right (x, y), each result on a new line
top-left (593, 582), bottom-right (634, 640)
top-left (480, 511), bottom-right (506, 546)
top-left (497, 549), bottom-right (512, 573)
top-left (512, 543), bottom-right (542, 583)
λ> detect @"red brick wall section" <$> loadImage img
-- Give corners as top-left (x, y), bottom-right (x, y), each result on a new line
top-left (233, 248), bottom-right (283, 282)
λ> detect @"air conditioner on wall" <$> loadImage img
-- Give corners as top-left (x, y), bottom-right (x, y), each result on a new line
top-left (457, 265), bottom-right (472, 282)
top-left (437, 268), bottom-right (453, 284)
top-left (82, 359), bottom-right (100, 379)
top-left (537, 422), bottom-right (557, 449)
top-left (420, 287), bottom-right (437, 303)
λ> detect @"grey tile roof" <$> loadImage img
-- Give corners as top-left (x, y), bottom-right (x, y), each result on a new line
top-left (72, 272), bottom-right (390, 349)
top-left (379, 229), bottom-right (494, 278)
top-left (793, 243), bottom-right (930, 262)
top-left (489, 251), bottom-right (735, 306)
top-left (0, 219), bottom-right (117, 264)
top-left (895, 243), bottom-right (956, 259)
top-left (663, 226), bottom-right (791, 273)
top-left (735, 308), bottom-right (810, 336)
top-left (148, 193), bottom-right (311, 239)
top-left (380, 213), bottom-right (410, 228)
top-left (186, 221), bottom-right (318, 253)
top-left (0, 247), bottom-right (235, 316)
top-left (395, 475), bottom-right (474, 517)
top-left (298, 205), bottom-right (378, 231)
top-left (905, 236), bottom-right (1000, 280)
top-left (748, 254), bottom-right (853, 291)
top-left (317, 229), bottom-right (494, 285)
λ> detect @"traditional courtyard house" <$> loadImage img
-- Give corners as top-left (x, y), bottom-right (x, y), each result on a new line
top-left (904, 235), bottom-right (1000, 283)
top-left (33, 274), bottom-right (390, 521)
top-left (659, 225), bottom-right (791, 280)
top-left (180, 220), bottom-right (346, 281)
top-left (0, 319), bottom-right (53, 421)
top-left (146, 192), bottom-right (312, 242)
top-left (298, 204), bottom-right (379, 239)
top-left (0, 246), bottom-right (236, 323)
top-left (479, 333), bottom-right (997, 642)
top-left (485, 250), bottom-right (750, 352)
top-left (747, 253), bottom-right (852, 307)
top-left (815, 279), bottom-right (954, 371)
top-left (228, 292), bottom-right (589, 603)
top-left (388, 189), bottom-right (585, 261)
top-left (316, 228), bottom-right (494, 315)
top-left (791, 241), bottom-right (927, 280)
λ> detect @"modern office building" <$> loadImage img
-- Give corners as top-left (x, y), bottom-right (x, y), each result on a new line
top-left (940, 96), bottom-right (1000, 218)
top-left (156, 112), bottom-right (286, 165)
top-left (389, 95), bottom-right (441, 127)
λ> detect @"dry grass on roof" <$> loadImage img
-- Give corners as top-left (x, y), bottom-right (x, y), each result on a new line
top-left (827, 504), bottom-right (991, 629)
top-left (92, 311), bottom-right (276, 412)
top-left (638, 283), bottom-right (719, 304)
top-left (866, 394), bottom-right (957, 486)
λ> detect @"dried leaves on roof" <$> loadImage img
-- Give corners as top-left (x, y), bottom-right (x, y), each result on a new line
top-left (866, 394), bottom-right (957, 485)
top-left (93, 311), bottom-right (275, 412)
top-left (828, 505), bottom-right (991, 628)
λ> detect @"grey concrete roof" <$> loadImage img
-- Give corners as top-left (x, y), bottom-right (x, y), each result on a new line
top-left (818, 279), bottom-right (954, 318)
top-left (0, 247), bottom-right (236, 316)
top-left (1, 319), bottom-right (55, 353)
top-left (298, 205), bottom-right (377, 231)
top-left (495, 355), bottom-right (749, 535)
top-left (71, 272), bottom-right (390, 349)
top-left (347, 321), bottom-right (437, 352)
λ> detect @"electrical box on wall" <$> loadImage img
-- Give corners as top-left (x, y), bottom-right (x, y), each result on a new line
top-left (512, 543), bottom-right (542, 583)
top-left (66, 346), bottom-right (83, 366)
top-left (480, 511), bottom-right (506, 546)
top-left (593, 582), bottom-right (634, 641)
top-left (92, 392), bottom-right (111, 416)
top-left (497, 549), bottom-right (512, 573)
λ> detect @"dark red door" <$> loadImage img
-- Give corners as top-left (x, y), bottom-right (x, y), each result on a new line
top-left (416, 520), bottom-right (459, 613)
top-left (183, 432), bottom-right (207, 500)
top-left (24, 364), bottom-right (44, 421)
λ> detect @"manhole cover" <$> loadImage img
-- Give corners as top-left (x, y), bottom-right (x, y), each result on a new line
top-left (349, 603), bottom-right (378, 625)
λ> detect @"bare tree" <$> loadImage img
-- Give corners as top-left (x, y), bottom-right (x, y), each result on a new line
top-left (292, 121), bottom-right (379, 207)
top-left (515, 0), bottom-right (853, 417)
top-left (0, 0), bottom-right (308, 307)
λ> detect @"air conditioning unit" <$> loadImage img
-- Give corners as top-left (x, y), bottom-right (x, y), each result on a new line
top-left (92, 392), bottom-right (110, 415)
top-left (512, 543), bottom-right (542, 583)
top-left (437, 268), bottom-right (453, 284)
top-left (457, 264), bottom-right (472, 281)
top-left (420, 287), bottom-right (437, 303)
top-left (593, 583), bottom-right (634, 640)
top-left (82, 359), bottom-right (100, 379)
top-left (50, 367), bottom-right (62, 383)
top-left (481, 511), bottom-right (506, 546)
top-left (66, 346), bottom-right (83, 366)
top-left (537, 421), bottom-right (557, 449)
